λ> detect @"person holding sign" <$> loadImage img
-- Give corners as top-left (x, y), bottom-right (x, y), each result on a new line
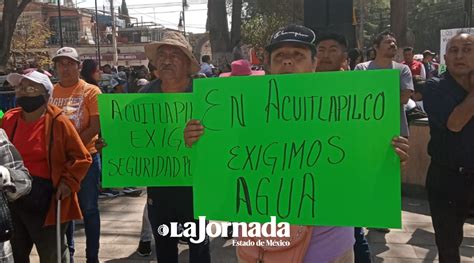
top-left (141, 31), bottom-right (211, 263)
top-left (419, 33), bottom-right (474, 263)
top-left (185, 25), bottom-right (410, 263)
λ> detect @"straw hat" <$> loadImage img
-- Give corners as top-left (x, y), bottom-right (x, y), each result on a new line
top-left (144, 31), bottom-right (200, 74)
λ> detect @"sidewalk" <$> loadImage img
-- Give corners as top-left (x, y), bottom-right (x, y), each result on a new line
top-left (30, 195), bottom-right (474, 262)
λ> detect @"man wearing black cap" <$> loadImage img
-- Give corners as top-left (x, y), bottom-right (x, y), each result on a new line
top-left (419, 32), bottom-right (474, 263)
top-left (185, 25), bottom-right (410, 263)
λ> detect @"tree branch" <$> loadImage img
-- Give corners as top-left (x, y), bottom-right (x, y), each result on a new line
top-left (17, 0), bottom-right (33, 19)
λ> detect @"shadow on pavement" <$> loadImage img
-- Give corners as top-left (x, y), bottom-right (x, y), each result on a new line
top-left (104, 237), bottom-right (237, 263)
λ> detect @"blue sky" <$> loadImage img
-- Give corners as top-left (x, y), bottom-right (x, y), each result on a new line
top-left (77, 0), bottom-right (208, 33)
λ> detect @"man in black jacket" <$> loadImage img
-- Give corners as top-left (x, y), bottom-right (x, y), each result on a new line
top-left (420, 32), bottom-right (474, 263)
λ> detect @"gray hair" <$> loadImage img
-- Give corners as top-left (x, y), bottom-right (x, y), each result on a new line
top-left (446, 32), bottom-right (474, 53)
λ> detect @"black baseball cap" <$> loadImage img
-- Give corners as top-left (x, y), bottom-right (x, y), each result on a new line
top-left (265, 24), bottom-right (317, 53)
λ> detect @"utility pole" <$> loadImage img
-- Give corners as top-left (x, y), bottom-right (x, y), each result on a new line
top-left (358, 0), bottom-right (365, 49)
top-left (95, 0), bottom-right (101, 66)
top-left (110, 0), bottom-right (118, 66)
top-left (182, 0), bottom-right (187, 37)
top-left (466, 0), bottom-right (473, 27)
top-left (57, 0), bottom-right (64, 47)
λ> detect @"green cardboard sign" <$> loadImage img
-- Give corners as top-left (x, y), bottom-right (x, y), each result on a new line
top-left (98, 94), bottom-right (194, 187)
top-left (193, 70), bottom-right (402, 227)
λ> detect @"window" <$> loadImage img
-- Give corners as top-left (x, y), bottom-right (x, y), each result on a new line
top-left (49, 16), bottom-right (80, 45)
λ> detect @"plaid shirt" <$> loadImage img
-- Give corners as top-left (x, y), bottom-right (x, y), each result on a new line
top-left (0, 128), bottom-right (31, 262)
top-left (0, 128), bottom-right (31, 201)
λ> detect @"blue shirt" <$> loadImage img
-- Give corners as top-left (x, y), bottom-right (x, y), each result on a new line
top-left (421, 71), bottom-right (474, 169)
top-left (139, 79), bottom-right (193, 93)
top-left (199, 63), bottom-right (213, 77)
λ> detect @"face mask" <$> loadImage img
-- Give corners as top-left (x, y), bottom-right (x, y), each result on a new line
top-left (16, 95), bottom-right (46, 113)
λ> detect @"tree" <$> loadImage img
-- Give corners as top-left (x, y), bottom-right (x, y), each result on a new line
top-left (241, 13), bottom-right (287, 49)
top-left (240, 0), bottom-right (303, 50)
top-left (207, 0), bottom-right (231, 67)
top-left (246, 0), bottom-right (303, 22)
top-left (359, 0), bottom-right (390, 48)
top-left (390, 0), bottom-right (409, 44)
top-left (390, 0), bottom-right (409, 60)
top-left (10, 18), bottom-right (52, 68)
top-left (0, 0), bottom-right (33, 72)
top-left (120, 0), bottom-right (131, 26)
top-left (409, 0), bottom-right (466, 53)
top-left (230, 0), bottom-right (242, 48)
top-left (360, 0), bottom-right (468, 54)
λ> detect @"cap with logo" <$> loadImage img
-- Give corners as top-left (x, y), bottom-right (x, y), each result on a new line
top-left (265, 24), bottom-right (317, 53)
top-left (52, 47), bottom-right (80, 63)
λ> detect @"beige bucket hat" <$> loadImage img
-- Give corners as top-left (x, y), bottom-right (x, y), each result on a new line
top-left (144, 31), bottom-right (200, 74)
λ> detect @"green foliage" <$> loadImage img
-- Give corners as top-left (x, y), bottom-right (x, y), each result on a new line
top-left (363, 0), bottom-right (390, 48)
top-left (10, 19), bottom-right (52, 68)
top-left (362, 0), bottom-right (468, 53)
top-left (241, 0), bottom-right (303, 48)
top-left (409, 0), bottom-right (466, 53)
top-left (241, 13), bottom-right (288, 48)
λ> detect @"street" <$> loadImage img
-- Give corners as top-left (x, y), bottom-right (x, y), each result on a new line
top-left (27, 194), bottom-right (474, 262)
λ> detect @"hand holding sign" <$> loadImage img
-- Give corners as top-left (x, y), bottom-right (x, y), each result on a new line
top-left (392, 136), bottom-right (409, 167)
top-left (184, 120), bottom-right (204, 148)
top-left (95, 138), bottom-right (107, 154)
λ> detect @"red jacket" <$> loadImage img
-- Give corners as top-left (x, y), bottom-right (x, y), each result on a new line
top-left (403, 60), bottom-right (424, 77)
top-left (2, 105), bottom-right (92, 226)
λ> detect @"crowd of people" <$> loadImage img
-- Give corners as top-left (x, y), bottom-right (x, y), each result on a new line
top-left (0, 23), bottom-right (471, 263)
